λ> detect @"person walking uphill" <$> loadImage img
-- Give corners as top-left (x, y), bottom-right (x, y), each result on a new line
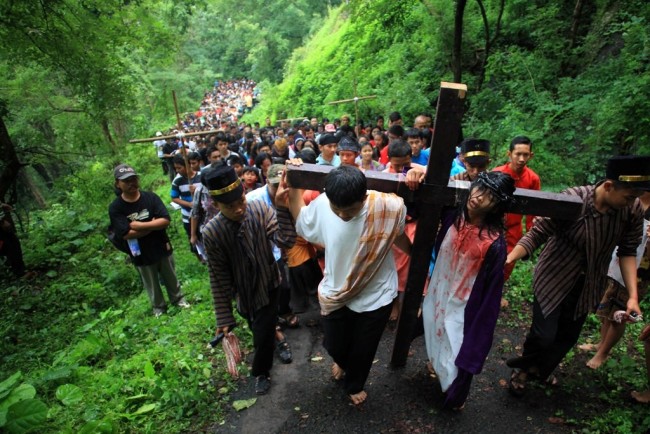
top-left (201, 165), bottom-right (296, 396)
top-left (423, 171), bottom-right (515, 410)
top-left (284, 163), bottom-right (411, 405)
top-left (108, 164), bottom-right (190, 317)
top-left (506, 155), bottom-right (650, 396)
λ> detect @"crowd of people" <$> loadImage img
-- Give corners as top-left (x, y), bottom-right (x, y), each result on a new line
top-left (107, 78), bottom-right (650, 410)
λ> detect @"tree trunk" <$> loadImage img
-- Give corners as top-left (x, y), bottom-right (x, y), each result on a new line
top-left (570, 0), bottom-right (584, 49)
top-left (452, 0), bottom-right (468, 83)
top-left (101, 118), bottom-right (118, 155)
top-left (0, 115), bottom-right (24, 202)
top-left (32, 163), bottom-right (54, 189)
top-left (475, 0), bottom-right (505, 92)
top-left (475, 0), bottom-right (489, 92)
top-left (19, 170), bottom-right (46, 209)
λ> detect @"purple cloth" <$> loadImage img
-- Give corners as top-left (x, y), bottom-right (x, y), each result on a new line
top-left (433, 210), bottom-right (506, 406)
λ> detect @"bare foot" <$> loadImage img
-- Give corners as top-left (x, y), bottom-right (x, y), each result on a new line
top-left (349, 390), bottom-right (367, 405)
top-left (426, 361), bottom-right (437, 377)
top-left (631, 390), bottom-right (650, 403)
top-left (578, 343), bottom-right (599, 352)
top-left (331, 363), bottom-right (344, 380)
top-left (500, 297), bottom-right (509, 309)
top-left (389, 303), bottom-right (400, 322)
top-left (509, 369), bottom-right (527, 397)
top-left (586, 353), bottom-right (608, 369)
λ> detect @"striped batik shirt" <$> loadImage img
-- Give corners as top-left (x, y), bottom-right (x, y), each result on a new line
top-left (518, 183), bottom-right (643, 318)
top-left (201, 200), bottom-right (296, 328)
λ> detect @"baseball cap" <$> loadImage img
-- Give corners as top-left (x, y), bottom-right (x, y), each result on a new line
top-left (114, 164), bottom-right (138, 180)
top-left (267, 164), bottom-right (285, 185)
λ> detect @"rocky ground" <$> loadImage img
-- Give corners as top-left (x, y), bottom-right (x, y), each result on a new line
top-left (210, 302), bottom-right (638, 434)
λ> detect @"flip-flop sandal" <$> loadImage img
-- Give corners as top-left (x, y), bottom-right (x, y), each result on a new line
top-left (509, 369), bottom-right (527, 397)
top-left (276, 339), bottom-right (292, 364)
top-left (279, 313), bottom-right (300, 328)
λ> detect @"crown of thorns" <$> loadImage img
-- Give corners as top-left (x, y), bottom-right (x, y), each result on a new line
top-left (474, 172), bottom-right (513, 203)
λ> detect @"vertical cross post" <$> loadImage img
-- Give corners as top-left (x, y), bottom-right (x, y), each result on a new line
top-left (327, 80), bottom-right (376, 135)
top-left (391, 82), bottom-right (467, 367)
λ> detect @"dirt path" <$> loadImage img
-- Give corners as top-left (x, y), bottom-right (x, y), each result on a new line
top-left (216, 305), bottom-right (598, 433)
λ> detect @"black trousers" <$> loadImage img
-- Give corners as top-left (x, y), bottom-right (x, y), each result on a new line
top-left (0, 229), bottom-right (25, 277)
top-left (512, 276), bottom-right (587, 379)
top-left (276, 259), bottom-right (292, 317)
top-left (244, 288), bottom-right (279, 378)
top-left (322, 303), bottom-right (392, 395)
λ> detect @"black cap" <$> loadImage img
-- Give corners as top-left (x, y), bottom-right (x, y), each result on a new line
top-left (319, 133), bottom-right (339, 146)
top-left (606, 155), bottom-right (650, 190)
top-left (114, 164), bottom-right (138, 180)
top-left (338, 136), bottom-right (360, 153)
top-left (460, 138), bottom-right (491, 164)
top-left (204, 165), bottom-right (244, 204)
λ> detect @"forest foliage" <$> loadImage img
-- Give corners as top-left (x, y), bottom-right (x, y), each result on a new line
top-left (1, 0), bottom-right (650, 432)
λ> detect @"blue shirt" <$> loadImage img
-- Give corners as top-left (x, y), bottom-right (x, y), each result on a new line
top-left (449, 156), bottom-right (465, 176)
top-left (411, 148), bottom-right (430, 166)
top-left (316, 154), bottom-right (341, 167)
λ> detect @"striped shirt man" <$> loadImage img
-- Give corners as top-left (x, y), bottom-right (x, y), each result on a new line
top-left (202, 199), bottom-right (296, 328)
top-left (518, 184), bottom-right (643, 318)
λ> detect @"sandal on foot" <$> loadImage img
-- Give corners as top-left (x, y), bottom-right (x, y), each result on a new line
top-left (509, 369), bottom-right (527, 397)
top-left (255, 375), bottom-right (271, 395)
top-left (276, 339), bottom-right (292, 364)
top-left (279, 313), bottom-right (300, 328)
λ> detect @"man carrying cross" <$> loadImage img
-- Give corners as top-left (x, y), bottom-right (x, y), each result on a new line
top-left (284, 83), bottom-right (586, 409)
top-left (284, 163), bottom-right (412, 405)
top-left (506, 155), bottom-right (650, 396)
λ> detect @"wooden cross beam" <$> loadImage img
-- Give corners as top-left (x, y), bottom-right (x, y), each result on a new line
top-left (127, 91), bottom-right (207, 185)
top-left (128, 129), bottom-right (221, 144)
top-left (286, 164), bottom-right (581, 220)
top-left (286, 82), bottom-right (584, 368)
top-left (327, 80), bottom-right (376, 135)
top-left (276, 117), bottom-right (308, 124)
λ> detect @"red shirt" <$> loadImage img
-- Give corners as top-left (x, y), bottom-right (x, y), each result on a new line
top-left (492, 163), bottom-right (541, 248)
top-left (379, 146), bottom-right (389, 165)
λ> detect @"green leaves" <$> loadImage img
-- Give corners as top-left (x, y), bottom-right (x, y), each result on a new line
top-left (143, 361), bottom-right (156, 379)
top-left (3, 399), bottom-right (48, 434)
top-left (0, 373), bottom-right (48, 433)
top-left (119, 403), bottom-right (157, 420)
top-left (55, 384), bottom-right (83, 407)
top-left (232, 398), bottom-right (257, 412)
top-left (0, 372), bottom-right (22, 401)
top-left (78, 419), bottom-right (116, 434)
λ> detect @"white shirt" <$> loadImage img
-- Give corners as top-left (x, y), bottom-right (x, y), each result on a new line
top-left (246, 185), bottom-right (281, 261)
top-left (296, 193), bottom-right (399, 312)
top-left (608, 218), bottom-right (649, 285)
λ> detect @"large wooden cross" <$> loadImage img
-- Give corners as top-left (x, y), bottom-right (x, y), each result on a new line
top-left (286, 82), bottom-right (584, 367)
top-left (328, 80), bottom-right (376, 135)
top-left (129, 91), bottom-right (216, 185)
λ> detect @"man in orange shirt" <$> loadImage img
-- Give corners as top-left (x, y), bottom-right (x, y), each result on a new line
top-left (492, 136), bottom-right (541, 286)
